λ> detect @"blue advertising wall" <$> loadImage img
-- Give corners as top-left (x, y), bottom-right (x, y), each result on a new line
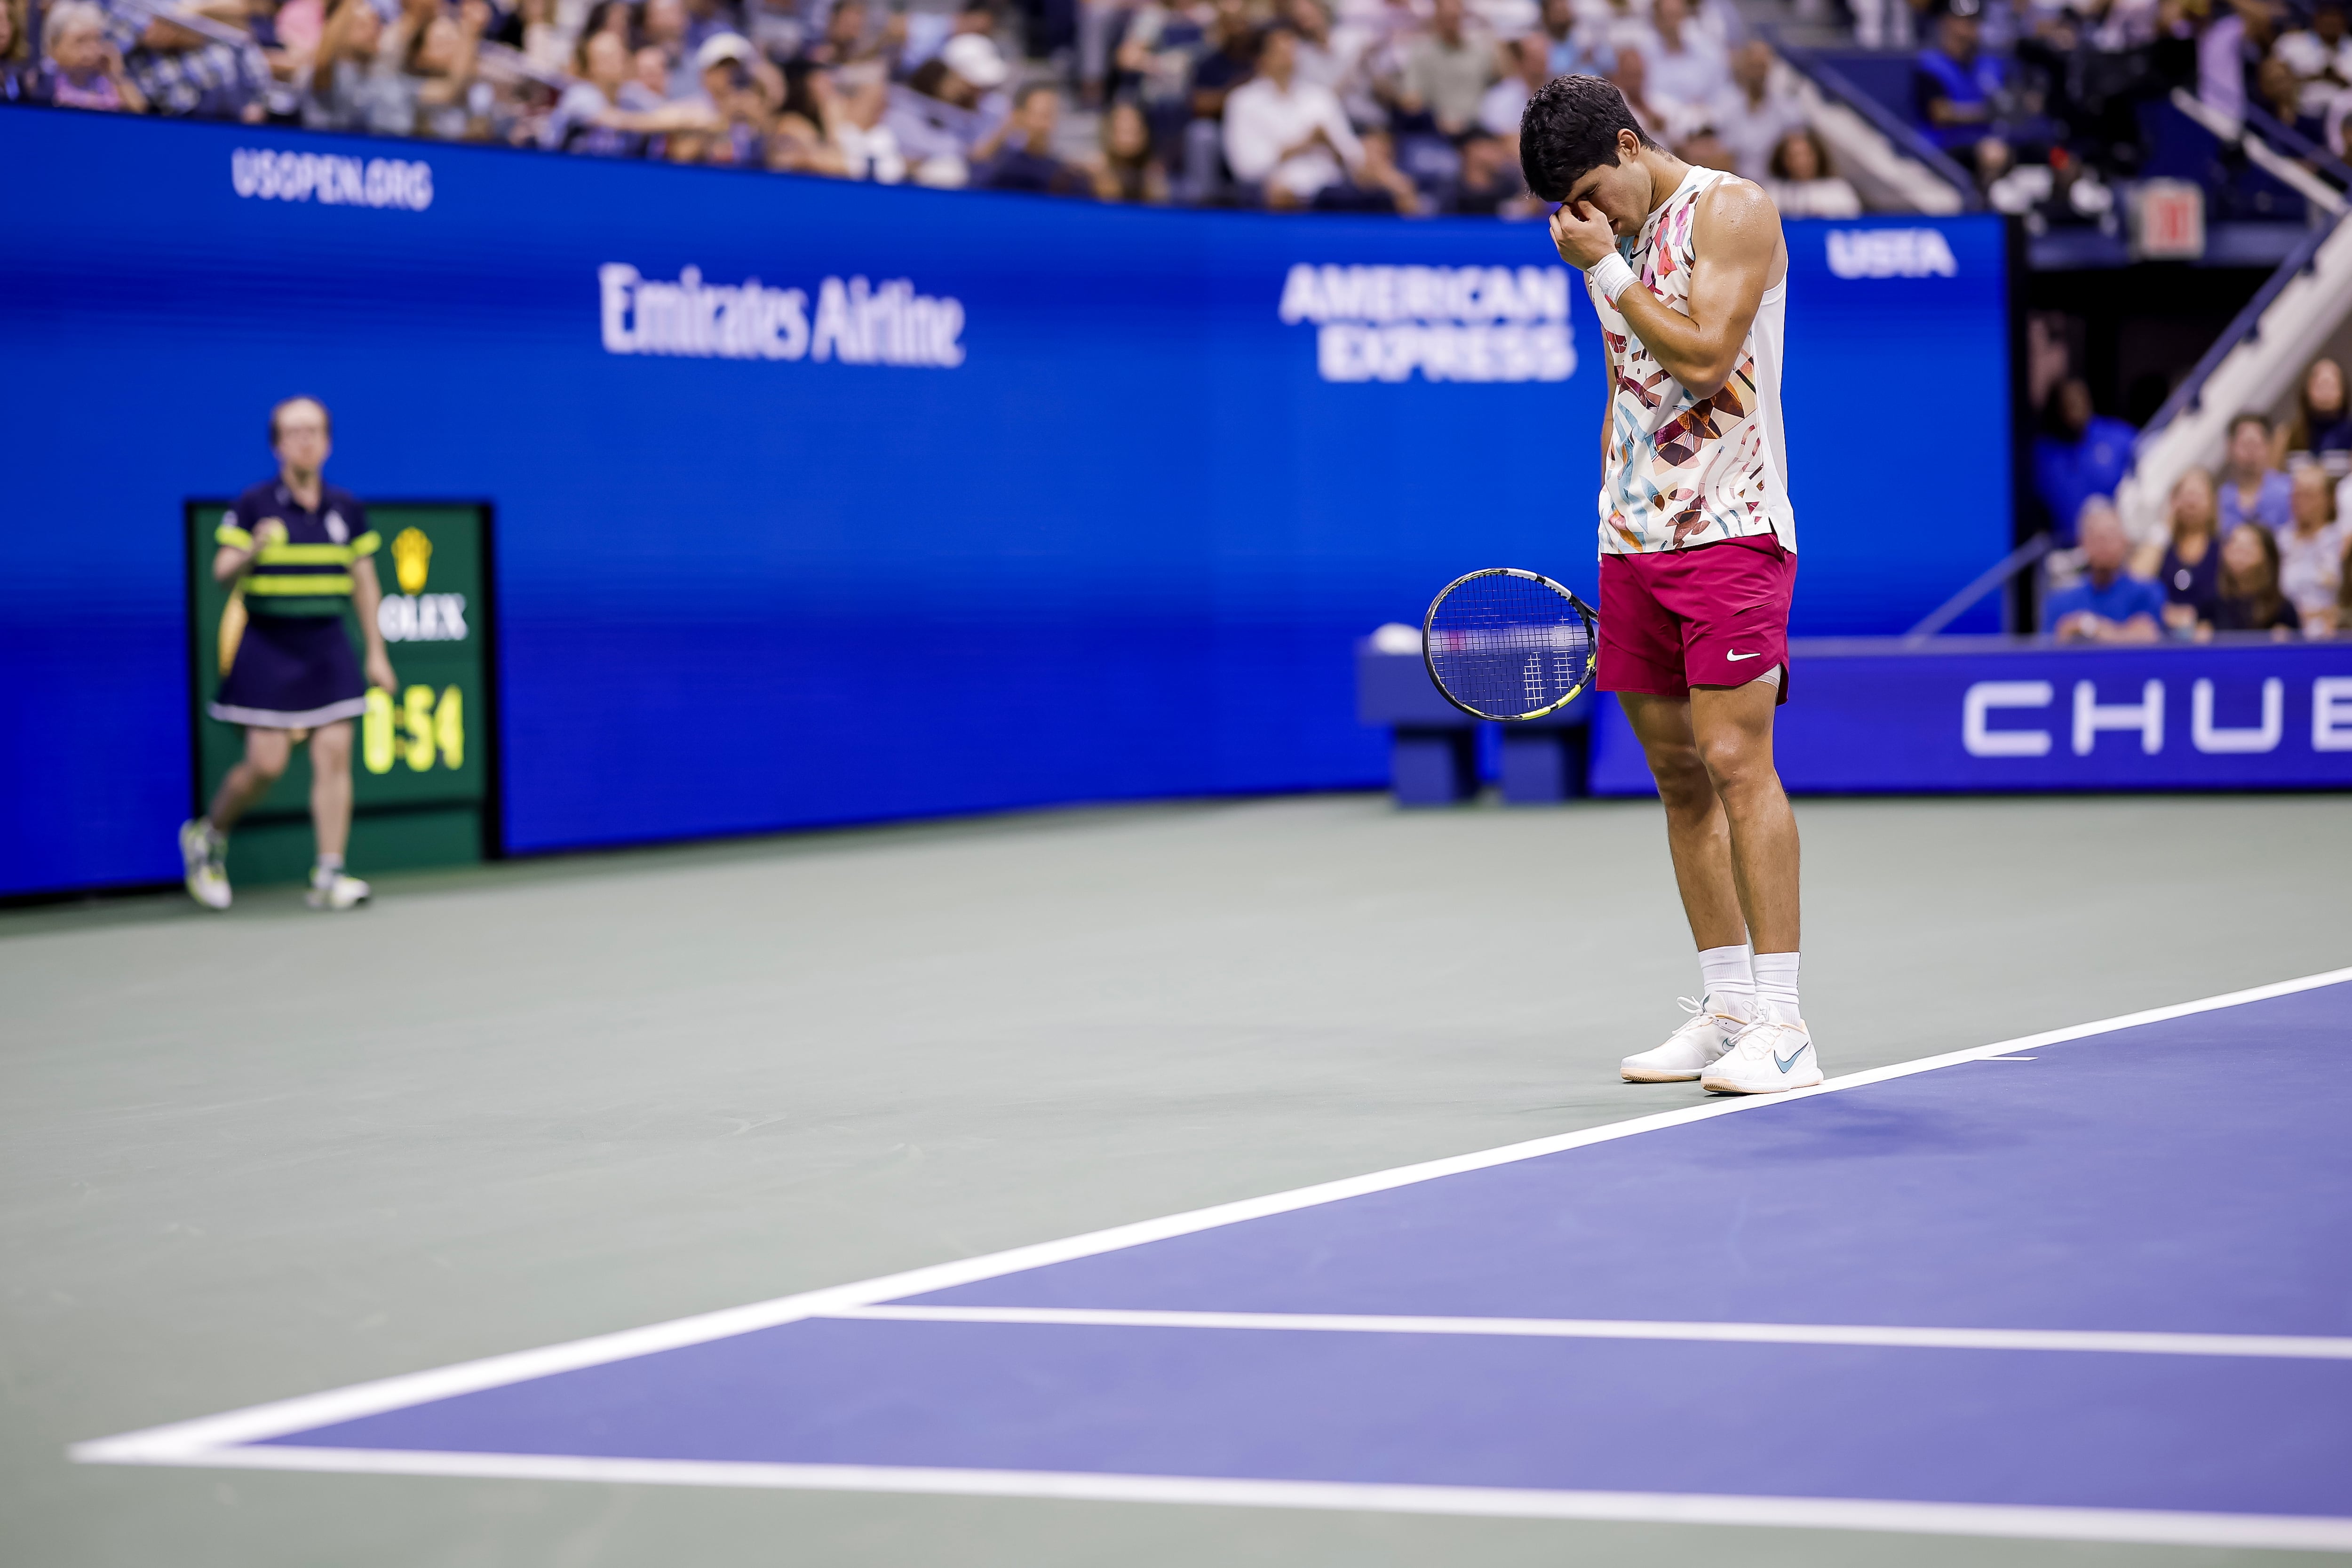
top-left (0, 109), bottom-right (2012, 897)
top-left (1588, 641), bottom-right (2352, 794)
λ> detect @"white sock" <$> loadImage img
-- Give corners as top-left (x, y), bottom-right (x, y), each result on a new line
top-left (1698, 945), bottom-right (1754, 1010)
top-left (1753, 951), bottom-right (1801, 1020)
top-left (313, 852), bottom-right (344, 886)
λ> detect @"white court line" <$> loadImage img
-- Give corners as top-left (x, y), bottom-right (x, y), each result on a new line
top-left (112, 1445), bottom-right (2352, 1553)
top-left (71, 963), bottom-right (2352, 1546)
top-left (823, 1304), bottom-right (2352, 1361)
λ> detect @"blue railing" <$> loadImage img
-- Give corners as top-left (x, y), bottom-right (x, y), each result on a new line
top-left (2137, 210), bottom-right (2340, 444)
top-left (2241, 100), bottom-right (2352, 191)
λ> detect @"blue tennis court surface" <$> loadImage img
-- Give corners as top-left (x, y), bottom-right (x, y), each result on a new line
top-left (76, 974), bottom-right (2352, 1551)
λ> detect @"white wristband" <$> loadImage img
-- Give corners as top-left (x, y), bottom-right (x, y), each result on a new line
top-left (1587, 251), bottom-right (1636, 306)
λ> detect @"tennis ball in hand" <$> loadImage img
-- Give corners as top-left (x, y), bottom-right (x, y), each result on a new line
top-left (254, 519), bottom-right (289, 549)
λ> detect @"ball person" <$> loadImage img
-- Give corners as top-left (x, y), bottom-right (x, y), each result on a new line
top-left (180, 397), bottom-right (395, 911)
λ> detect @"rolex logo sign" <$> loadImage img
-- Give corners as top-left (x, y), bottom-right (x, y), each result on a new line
top-left (378, 526), bottom-right (467, 643)
top-left (392, 527), bottom-right (433, 594)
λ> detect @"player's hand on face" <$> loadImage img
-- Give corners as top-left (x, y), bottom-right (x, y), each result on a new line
top-left (1549, 200), bottom-right (1618, 269)
top-left (366, 649), bottom-right (397, 693)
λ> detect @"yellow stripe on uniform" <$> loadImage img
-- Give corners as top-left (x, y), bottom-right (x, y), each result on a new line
top-left (246, 573), bottom-right (354, 595)
top-left (256, 543), bottom-right (357, 565)
top-left (349, 531), bottom-right (381, 557)
top-left (216, 525), bottom-right (255, 549)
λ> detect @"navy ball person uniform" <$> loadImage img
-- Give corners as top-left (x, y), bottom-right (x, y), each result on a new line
top-left (211, 481), bottom-right (381, 728)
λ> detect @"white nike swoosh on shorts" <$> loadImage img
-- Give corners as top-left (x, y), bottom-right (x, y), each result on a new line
top-left (1725, 650), bottom-right (1760, 661)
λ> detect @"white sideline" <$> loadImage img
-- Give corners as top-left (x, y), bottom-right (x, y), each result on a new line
top-left (824, 1303), bottom-right (2352, 1361)
top-left (105, 1446), bottom-right (2352, 1553)
top-left (69, 965), bottom-right (2352, 1547)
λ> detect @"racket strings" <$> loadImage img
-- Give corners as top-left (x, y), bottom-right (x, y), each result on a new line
top-left (1425, 573), bottom-right (1594, 720)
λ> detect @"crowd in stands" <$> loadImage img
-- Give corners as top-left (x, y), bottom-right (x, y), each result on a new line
top-left (1891, 0), bottom-right (2352, 224)
top-left (0, 0), bottom-right (1869, 213)
top-left (2036, 353), bottom-right (2352, 641)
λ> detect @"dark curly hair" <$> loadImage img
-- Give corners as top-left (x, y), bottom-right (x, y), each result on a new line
top-left (1519, 74), bottom-right (1653, 201)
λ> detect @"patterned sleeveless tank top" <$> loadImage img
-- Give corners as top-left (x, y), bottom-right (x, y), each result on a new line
top-left (1587, 164), bottom-right (1796, 557)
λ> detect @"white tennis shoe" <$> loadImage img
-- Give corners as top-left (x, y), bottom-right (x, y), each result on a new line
top-left (305, 871), bottom-right (372, 911)
top-left (1621, 993), bottom-right (1753, 1082)
top-left (1701, 1007), bottom-right (1823, 1095)
top-left (178, 819), bottom-right (230, 911)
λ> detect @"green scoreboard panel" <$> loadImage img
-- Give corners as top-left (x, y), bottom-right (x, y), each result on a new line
top-left (185, 501), bottom-right (499, 886)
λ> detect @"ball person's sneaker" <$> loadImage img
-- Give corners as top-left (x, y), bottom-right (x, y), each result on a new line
top-left (178, 819), bottom-right (231, 911)
top-left (305, 870), bottom-right (372, 911)
top-left (1621, 993), bottom-right (1753, 1082)
top-left (1700, 1007), bottom-right (1823, 1095)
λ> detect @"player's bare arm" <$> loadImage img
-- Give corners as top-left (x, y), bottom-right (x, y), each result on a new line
top-left (1549, 180), bottom-right (1783, 399)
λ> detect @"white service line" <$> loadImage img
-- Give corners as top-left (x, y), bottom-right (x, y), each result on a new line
top-left (821, 1303), bottom-right (2352, 1361)
top-left (71, 965), bottom-right (2352, 1474)
top-left (104, 1445), bottom-right (2352, 1553)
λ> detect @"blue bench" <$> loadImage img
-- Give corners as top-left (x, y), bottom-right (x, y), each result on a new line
top-left (1355, 627), bottom-right (1593, 805)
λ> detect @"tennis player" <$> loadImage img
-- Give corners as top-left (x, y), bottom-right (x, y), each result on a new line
top-left (178, 397), bottom-right (393, 912)
top-left (1520, 76), bottom-right (1816, 1094)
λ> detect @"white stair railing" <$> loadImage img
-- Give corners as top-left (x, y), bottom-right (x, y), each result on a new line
top-left (2117, 213), bottom-right (2352, 541)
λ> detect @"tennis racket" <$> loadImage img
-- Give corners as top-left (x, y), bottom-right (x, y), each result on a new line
top-left (1422, 568), bottom-right (1597, 721)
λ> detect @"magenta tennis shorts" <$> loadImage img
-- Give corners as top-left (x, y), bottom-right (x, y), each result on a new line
top-left (1597, 534), bottom-right (1795, 705)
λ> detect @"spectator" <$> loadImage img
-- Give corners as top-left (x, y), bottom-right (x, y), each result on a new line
top-left (2032, 378), bottom-right (2137, 545)
top-left (2044, 497), bottom-right (2164, 642)
top-left (1188, 0), bottom-right (1257, 125)
top-left (2217, 411), bottom-right (2293, 534)
top-left (1765, 124), bottom-right (1863, 216)
top-left (1674, 121), bottom-right (1732, 168)
top-left (1454, 128), bottom-right (1536, 213)
top-left (678, 34), bottom-right (786, 163)
top-left (121, 0), bottom-right (272, 119)
top-left (1608, 45), bottom-right (1668, 137)
top-left (41, 1), bottom-right (146, 111)
top-left (884, 32), bottom-right (1011, 187)
top-left (1285, 0), bottom-right (1342, 92)
top-left (2211, 520), bottom-right (2302, 636)
top-left (1399, 0), bottom-right (1492, 139)
top-left (1477, 33), bottom-right (1549, 136)
top-left (2275, 0), bottom-right (2352, 115)
top-left (1094, 96), bottom-right (1170, 200)
top-left (1644, 0), bottom-right (1727, 112)
top-left (2281, 357), bottom-right (2352, 469)
top-left (1224, 23), bottom-right (1366, 206)
top-left (2253, 52), bottom-right (2325, 144)
top-left (817, 60), bottom-right (908, 181)
top-left (982, 80), bottom-right (1093, 192)
top-left (2183, 0), bottom-right (2258, 121)
top-left (763, 72), bottom-right (852, 174)
top-left (539, 29), bottom-right (657, 154)
top-left (2135, 465), bottom-right (2223, 635)
top-left (744, 0), bottom-right (806, 65)
top-left (1116, 0), bottom-right (1210, 151)
top-left (900, 0), bottom-right (993, 72)
top-left (404, 0), bottom-right (491, 141)
top-left (639, 0), bottom-right (691, 90)
top-left (1536, 0), bottom-right (1611, 77)
top-left (506, 0), bottom-right (579, 78)
top-left (306, 0), bottom-right (414, 135)
top-left (2335, 535), bottom-right (2352, 637)
top-left (1351, 125), bottom-right (1428, 212)
top-left (2276, 465), bottom-right (2348, 625)
top-left (1711, 40), bottom-right (1800, 181)
top-left (1914, 0), bottom-right (2008, 153)
top-left (2, 0), bottom-right (51, 103)
top-left (631, 43), bottom-right (673, 101)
